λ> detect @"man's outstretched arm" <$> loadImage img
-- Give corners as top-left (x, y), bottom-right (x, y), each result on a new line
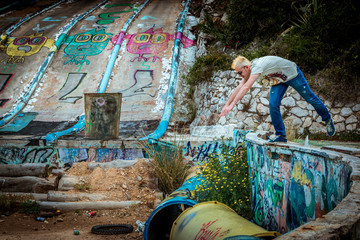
top-left (218, 74), bottom-right (259, 117)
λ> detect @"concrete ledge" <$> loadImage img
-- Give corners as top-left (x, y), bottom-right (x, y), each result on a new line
top-left (190, 124), bottom-right (237, 139)
top-left (246, 132), bottom-right (360, 239)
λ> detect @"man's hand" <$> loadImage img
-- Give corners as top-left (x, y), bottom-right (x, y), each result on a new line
top-left (218, 105), bottom-right (233, 117)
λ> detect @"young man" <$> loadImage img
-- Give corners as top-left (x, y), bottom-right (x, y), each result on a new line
top-left (218, 55), bottom-right (335, 142)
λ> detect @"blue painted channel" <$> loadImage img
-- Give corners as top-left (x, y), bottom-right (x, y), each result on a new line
top-left (0, 0), bottom-right (109, 129)
top-left (45, 0), bottom-right (150, 143)
top-left (141, 0), bottom-right (192, 142)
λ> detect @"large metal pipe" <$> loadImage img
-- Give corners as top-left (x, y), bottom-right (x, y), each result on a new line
top-left (170, 201), bottom-right (281, 240)
top-left (144, 175), bottom-right (201, 240)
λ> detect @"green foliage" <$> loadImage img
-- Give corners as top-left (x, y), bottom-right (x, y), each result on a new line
top-left (240, 41), bottom-right (272, 60)
top-left (74, 183), bottom-right (91, 191)
top-left (290, 0), bottom-right (322, 29)
top-left (284, 0), bottom-right (359, 72)
top-left (282, 32), bottom-right (326, 73)
top-left (225, 0), bottom-right (293, 48)
top-left (298, 129), bottom-right (360, 142)
top-left (22, 199), bottom-right (40, 215)
top-left (141, 139), bottom-right (191, 195)
top-left (186, 51), bottom-right (232, 97)
top-left (195, 143), bottom-right (252, 219)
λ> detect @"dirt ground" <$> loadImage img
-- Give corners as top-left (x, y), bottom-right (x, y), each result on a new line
top-left (0, 159), bottom-right (163, 240)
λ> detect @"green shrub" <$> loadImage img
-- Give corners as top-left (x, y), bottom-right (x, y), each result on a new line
top-left (225, 0), bottom-right (293, 48)
top-left (195, 142), bottom-right (252, 220)
top-left (22, 199), bottom-right (40, 215)
top-left (186, 51), bottom-right (232, 97)
top-left (283, 32), bottom-right (326, 73)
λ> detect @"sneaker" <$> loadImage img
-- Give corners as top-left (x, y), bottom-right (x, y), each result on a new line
top-left (325, 116), bottom-right (336, 136)
top-left (268, 135), bottom-right (287, 143)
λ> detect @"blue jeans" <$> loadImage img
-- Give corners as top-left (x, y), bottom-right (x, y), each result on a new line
top-left (269, 66), bottom-right (331, 136)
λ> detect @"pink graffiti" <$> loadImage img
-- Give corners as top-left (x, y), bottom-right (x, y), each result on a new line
top-left (110, 27), bottom-right (194, 62)
top-left (176, 32), bottom-right (194, 48)
top-left (96, 97), bottom-right (106, 106)
top-left (194, 220), bottom-right (229, 240)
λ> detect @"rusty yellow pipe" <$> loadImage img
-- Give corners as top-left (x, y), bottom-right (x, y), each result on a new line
top-left (170, 201), bottom-right (281, 240)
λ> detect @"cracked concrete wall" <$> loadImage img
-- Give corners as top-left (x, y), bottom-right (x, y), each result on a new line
top-left (246, 132), bottom-right (360, 239)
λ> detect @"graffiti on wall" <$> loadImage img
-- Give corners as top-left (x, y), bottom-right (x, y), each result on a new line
top-left (247, 143), bottom-right (352, 233)
top-left (119, 69), bottom-right (155, 97)
top-left (110, 27), bottom-right (194, 63)
top-left (124, 27), bottom-right (173, 62)
top-left (183, 130), bottom-right (247, 162)
top-left (184, 141), bottom-right (220, 162)
top-left (0, 147), bottom-right (144, 167)
top-left (62, 29), bottom-right (113, 66)
top-left (2, 34), bottom-right (54, 64)
top-left (0, 147), bottom-right (57, 165)
top-left (57, 72), bottom-right (87, 103)
top-left (107, 25), bottom-right (194, 99)
top-left (97, 4), bottom-right (138, 25)
top-left (33, 16), bottom-right (67, 33)
top-left (58, 148), bottom-right (144, 166)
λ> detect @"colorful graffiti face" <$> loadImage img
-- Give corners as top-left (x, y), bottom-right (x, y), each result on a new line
top-left (124, 27), bottom-right (173, 62)
top-left (6, 34), bottom-right (54, 57)
top-left (63, 29), bottom-right (112, 65)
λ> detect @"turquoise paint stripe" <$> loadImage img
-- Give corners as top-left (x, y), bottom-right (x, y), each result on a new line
top-left (0, 0), bottom-right (109, 129)
top-left (0, 112), bottom-right (38, 132)
top-left (46, 0), bottom-right (150, 143)
top-left (141, 0), bottom-right (192, 141)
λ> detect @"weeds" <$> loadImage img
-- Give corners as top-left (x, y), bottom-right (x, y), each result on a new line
top-left (74, 183), bottom-right (91, 191)
top-left (140, 137), bottom-right (191, 195)
top-left (194, 142), bottom-right (252, 220)
top-left (0, 194), bottom-right (38, 215)
top-left (22, 199), bottom-right (40, 215)
top-left (290, 0), bottom-right (322, 29)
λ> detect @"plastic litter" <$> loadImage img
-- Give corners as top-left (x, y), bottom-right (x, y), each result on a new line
top-left (35, 217), bottom-right (45, 222)
top-left (135, 220), bottom-right (145, 234)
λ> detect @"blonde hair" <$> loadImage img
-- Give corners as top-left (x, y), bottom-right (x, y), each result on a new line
top-left (232, 55), bottom-right (251, 69)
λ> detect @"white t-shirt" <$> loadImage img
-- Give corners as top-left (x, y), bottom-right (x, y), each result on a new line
top-left (251, 56), bottom-right (298, 86)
